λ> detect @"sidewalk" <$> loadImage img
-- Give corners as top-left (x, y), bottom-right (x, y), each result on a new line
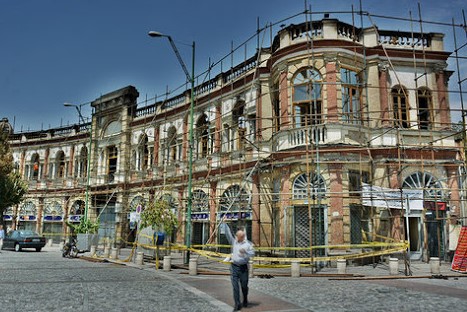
top-left (76, 246), bottom-right (466, 311)
top-left (81, 246), bottom-right (459, 277)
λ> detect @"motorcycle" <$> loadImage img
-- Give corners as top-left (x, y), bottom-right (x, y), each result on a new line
top-left (62, 237), bottom-right (79, 258)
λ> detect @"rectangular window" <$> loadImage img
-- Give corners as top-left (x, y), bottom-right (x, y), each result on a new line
top-left (341, 68), bottom-right (361, 124)
top-left (107, 146), bottom-right (118, 182)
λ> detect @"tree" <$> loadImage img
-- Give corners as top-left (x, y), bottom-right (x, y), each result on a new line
top-left (0, 132), bottom-right (28, 228)
top-left (140, 198), bottom-right (178, 236)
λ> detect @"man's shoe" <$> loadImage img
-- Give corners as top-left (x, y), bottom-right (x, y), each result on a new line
top-left (233, 305), bottom-right (242, 311)
top-left (243, 300), bottom-right (248, 308)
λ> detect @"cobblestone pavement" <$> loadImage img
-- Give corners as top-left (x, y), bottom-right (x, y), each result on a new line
top-left (0, 247), bottom-right (230, 312)
top-left (2, 246), bottom-right (467, 312)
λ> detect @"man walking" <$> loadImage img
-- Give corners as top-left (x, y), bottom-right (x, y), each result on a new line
top-left (221, 223), bottom-right (255, 311)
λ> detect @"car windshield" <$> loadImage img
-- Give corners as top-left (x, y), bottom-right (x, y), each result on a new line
top-left (19, 230), bottom-right (39, 237)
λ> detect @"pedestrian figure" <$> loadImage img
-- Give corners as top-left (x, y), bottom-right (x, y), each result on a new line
top-left (221, 223), bottom-right (255, 311)
top-left (0, 225), bottom-right (5, 248)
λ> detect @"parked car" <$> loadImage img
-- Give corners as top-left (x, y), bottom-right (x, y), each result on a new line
top-left (1, 230), bottom-right (46, 252)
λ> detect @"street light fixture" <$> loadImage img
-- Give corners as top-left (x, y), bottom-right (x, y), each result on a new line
top-left (64, 102), bottom-right (92, 225)
top-left (148, 31), bottom-right (195, 264)
top-left (64, 102), bottom-right (87, 125)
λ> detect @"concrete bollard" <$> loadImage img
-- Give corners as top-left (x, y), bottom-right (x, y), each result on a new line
top-left (90, 245), bottom-right (97, 257)
top-left (430, 257), bottom-right (440, 274)
top-left (291, 260), bottom-right (301, 277)
top-left (337, 259), bottom-right (347, 274)
top-left (47, 239), bottom-right (53, 247)
top-left (248, 260), bottom-right (254, 278)
top-left (189, 258), bottom-right (198, 276)
top-left (103, 246), bottom-right (111, 258)
top-left (163, 256), bottom-right (172, 272)
top-left (135, 252), bottom-right (144, 265)
top-left (389, 258), bottom-right (399, 275)
top-left (110, 247), bottom-right (119, 260)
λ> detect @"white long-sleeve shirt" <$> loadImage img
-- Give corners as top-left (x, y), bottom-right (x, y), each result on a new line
top-left (221, 223), bottom-right (255, 265)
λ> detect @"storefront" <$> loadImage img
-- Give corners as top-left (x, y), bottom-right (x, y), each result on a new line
top-left (42, 201), bottom-right (64, 243)
top-left (17, 201), bottom-right (37, 232)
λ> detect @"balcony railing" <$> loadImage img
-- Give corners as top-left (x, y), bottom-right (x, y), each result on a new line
top-left (273, 123), bottom-right (457, 152)
top-left (378, 30), bottom-right (431, 49)
top-left (273, 125), bottom-right (327, 152)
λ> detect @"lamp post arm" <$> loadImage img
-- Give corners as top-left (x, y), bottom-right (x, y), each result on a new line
top-left (74, 106), bottom-right (86, 124)
top-left (166, 36), bottom-right (192, 82)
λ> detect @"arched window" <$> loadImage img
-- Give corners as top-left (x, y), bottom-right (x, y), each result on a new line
top-left (293, 68), bottom-right (323, 127)
top-left (79, 146), bottom-right (88, 178)
top-left (56, 151), bottom-right (66, 178)
top-left (192, 190), bottom-right (209, 212)
top-left (391, 85), bottom-right (409, 128)
top-left (19, 201), bottom-right (36, 216)
top-left (196, 114), bottom-right (210, 158)
top-left (31, 153), bottom-right (40, 180)
top-left (219, 185), bottom-right (251, 211)
top-left (161, 194), bottom-right (178, 214)
top-left (103, 120), bottom-right (122, 137)
top-left (167, 126), bottom-right (178, 163)
top-left (417, 88), bottom-right (432, 130)
top-left (130, 196), bottom-right (146, 213)
top-left (44, 201), bottom-right (63, 216)
top-left (70, 200), bottom-right (85, 215)
top-left (402, 172), bottom-right (444, 200)
top-left (293, 173), bottom-right (326, 200)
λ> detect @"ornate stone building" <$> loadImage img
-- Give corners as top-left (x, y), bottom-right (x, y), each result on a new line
top-left (5, 16), bottom-right (462, 260)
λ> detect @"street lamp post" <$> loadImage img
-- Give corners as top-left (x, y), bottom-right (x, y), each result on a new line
top-left (148, 31), bottom-right (195, 263)
top-left (64, 103), bottom-right (92, 224)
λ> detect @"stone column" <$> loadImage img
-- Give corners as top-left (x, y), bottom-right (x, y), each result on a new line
top-left (388, 164), bottom-right (402, 241)
top-left (435, 64), bottom-right (450, 129)
top-left (20, 150), bottom-right (26, 178)
top-left (279, 69), bottom-right (290, 129)
top-left (251, 174), bottom-right (260, 245)
top-left (154, 127), bottom-right (160, 166)
top-left (37, 198), bottom-right (44, 234)
top-left (280, 167), bottom-right (291, 246)
top-left (378, 62), bottom-right (390, 127)
top-left (177, 188), bottom-right (185, 244)
top-left (214, 105), bottom-right (222, 152)
top-left (209, 181), bottom-right (217, 244)
top-left (329, 164), bottom-right (344, 244)
top-left (325, 58), bottom-right (338, 122)
top-left (43, 148), bottom-right (50, 179)
top-left (68, 145), bottom-right (75, 177)
top-left (256, 86), bottom-right (262, 140)
top-left (446, 166), bottom-right (460, 215)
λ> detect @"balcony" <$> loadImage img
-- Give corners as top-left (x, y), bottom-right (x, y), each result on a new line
top-left (273, 123), bottom-right (457, 152)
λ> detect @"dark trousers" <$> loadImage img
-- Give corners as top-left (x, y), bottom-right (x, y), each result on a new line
top-left (230, 263), bottom-right (249, 307)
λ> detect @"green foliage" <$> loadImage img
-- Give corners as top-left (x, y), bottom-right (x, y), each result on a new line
top-left (66, 218), bottom-right (99, 234)
top-left (0, 132), bottom-right (13, 177)
top-left (0, 133), bottom-right (27, 221)
top-left (0, 172), bottom-right (28, 211)
top-left (140, 199), bottom-right (178, 235)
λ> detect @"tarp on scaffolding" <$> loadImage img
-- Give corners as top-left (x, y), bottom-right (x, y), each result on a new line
top-left (362, 184), bottom-right (423, 210)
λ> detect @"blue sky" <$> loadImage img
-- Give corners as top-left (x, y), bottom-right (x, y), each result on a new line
top-left (1, 0), bottom-right (466, 131)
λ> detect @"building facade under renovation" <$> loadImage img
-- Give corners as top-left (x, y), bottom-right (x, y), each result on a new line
top-left (3, 13), bottom-right (465, 261)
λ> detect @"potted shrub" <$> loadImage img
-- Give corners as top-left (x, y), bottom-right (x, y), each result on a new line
top-left (66, 218), bottom-right (99, 252)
